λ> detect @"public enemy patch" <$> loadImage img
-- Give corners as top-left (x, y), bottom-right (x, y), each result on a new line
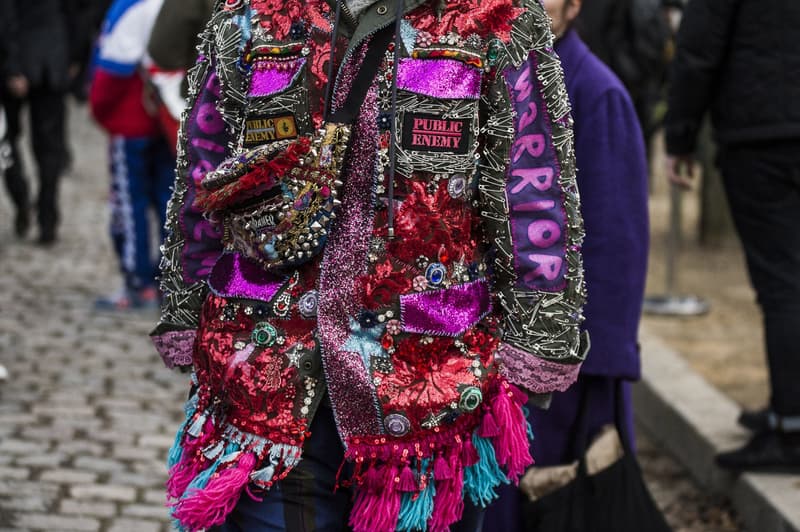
top-left (244, 114), bottom-right (298, 147)
top-left (401, 113), bottom-right (470, 154)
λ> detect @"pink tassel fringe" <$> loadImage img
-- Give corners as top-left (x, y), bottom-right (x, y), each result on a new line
top-left (167, 419), bottom-right (216, 499)
top-left (490, 382), bottom-right (534, 482)
top-left (172, 452), bottom-right (257, 532)
top-left (349, 463), bottom-right (401, 532)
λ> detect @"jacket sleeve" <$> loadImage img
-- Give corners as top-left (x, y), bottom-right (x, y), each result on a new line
top-left (147, 0), bottom-right (209, 71)
top-left (664, 0), bottom-right (740, 155)
top-left (150, 14), bottom-right (227, 369)
top-left (0, 0), bottom-right (22, 79)
top-left (479, 0), bottom-right (588, 394)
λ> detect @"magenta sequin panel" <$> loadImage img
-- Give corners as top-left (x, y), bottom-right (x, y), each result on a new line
top-left (400, 279), bottom-right (492, 336)
top-left (248, 58), bottom-right (306, 98)
top-left (207, 252), bottom-right (285, 301)
top-left (396, 58), bottom-right (482, 100)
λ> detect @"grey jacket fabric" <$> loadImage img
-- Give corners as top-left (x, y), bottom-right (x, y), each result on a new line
top-left (147, 0), bottom-right (218, 71)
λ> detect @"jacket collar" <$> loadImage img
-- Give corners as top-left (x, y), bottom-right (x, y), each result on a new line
top-left (326, 0), bottom-right (428, 55)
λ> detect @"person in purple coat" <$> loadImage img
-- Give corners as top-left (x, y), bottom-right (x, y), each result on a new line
top-left (484, 0), bottom-right (650, 528)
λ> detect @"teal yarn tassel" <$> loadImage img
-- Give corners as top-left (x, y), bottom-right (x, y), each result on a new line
top-left (167, 418), bottom-right (189, 469)
top-left (169, 395), bottom-right (199, 469)
top-left (170, 442), bottom-right (239, 528)
top-left (522, 406), bottom-right (535, 442)
top-left (184, 442), bottom-right (239, 495)
top-left (463, 433), bottom-right (509, 507)
top-left (397, 460), bottom-right (435, 532)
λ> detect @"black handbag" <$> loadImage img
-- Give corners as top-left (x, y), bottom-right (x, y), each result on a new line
top-left (522, 379), bottom-right (672, 532)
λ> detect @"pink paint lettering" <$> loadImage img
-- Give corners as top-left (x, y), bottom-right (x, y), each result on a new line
top-left (524, 254), bottom-right (564, 283)
top-left (510, 167), bottom-right (556, 194)
top-left (518, 102), bottom-right (538, 131)
top-left (513, 64), bottom-right (532, 103)
top-left (513, 199), bottom-right (556, 212)
top-left (512, 134), bottom-right (546, 163)
top-left (527, 219), bottom-right (562, 248)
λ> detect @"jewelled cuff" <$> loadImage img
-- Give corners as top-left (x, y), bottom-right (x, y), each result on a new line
top-left (152, 330), bottom-right (196, 369)
top-left (496, 342), bottom-right (581, 394)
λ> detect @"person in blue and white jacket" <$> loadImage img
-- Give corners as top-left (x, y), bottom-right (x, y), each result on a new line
top-left (89, 0), bottom-right (175, 310)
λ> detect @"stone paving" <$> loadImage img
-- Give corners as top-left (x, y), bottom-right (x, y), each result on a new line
top-left (0, 106), bottom-right (742, 531)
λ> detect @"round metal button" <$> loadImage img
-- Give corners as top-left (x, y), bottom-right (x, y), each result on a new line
top-left (376, 4), bottom-right (388, 15)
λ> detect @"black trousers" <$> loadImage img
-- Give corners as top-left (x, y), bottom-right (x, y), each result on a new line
top-left (718, 141), bottom-right (800, 417)
top-left (2, 86), bottom-right (67, 235)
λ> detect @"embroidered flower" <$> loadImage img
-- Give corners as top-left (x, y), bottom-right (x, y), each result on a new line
top-left (412, 275), bottom-right (428, 292)
top-left (386, 319), bottom-right (402, 335)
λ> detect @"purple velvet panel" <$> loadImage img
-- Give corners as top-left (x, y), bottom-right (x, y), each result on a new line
top-left (248, 58), bottom-right (306, 98)
top-left (400, 279), bottom-right (492, 336)
top-left (396, 58), bottom-right (482, 100)
top-left (181, 69), bottom-right (227, 284)
top-left (207, 253), bottom-right (284, 302)
top-left (503, 56), bottom-right (568, 292)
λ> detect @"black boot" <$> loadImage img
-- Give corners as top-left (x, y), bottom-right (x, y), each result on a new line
top-left (14, 207), bottom-right (29, 238)
top-left (738, 407), bottom-right (772, 432)
top-left (716, 430), bottom-right (800, 472)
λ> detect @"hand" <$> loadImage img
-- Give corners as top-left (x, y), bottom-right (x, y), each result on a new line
top-left (68, 63), bottom-right (81, 81)
top-left (666, 153), bottom-right (696, 189)
top-left (7, 75), bottom-right (29, 98)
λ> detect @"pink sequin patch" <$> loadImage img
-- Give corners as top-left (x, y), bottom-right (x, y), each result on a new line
top-left (396, 58), bottom-right (482, 100)
top-left (207, 253), bottom-right (285, 302)
top-left (248, 58), bottom-right (306, 98)
top-left (400, 279), bottom-right (491, 336)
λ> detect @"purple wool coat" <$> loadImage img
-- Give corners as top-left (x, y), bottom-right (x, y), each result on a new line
top-left (483, 28), bottom-right (649, 531)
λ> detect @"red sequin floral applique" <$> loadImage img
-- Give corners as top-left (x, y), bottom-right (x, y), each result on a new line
top-left (410, 0), bottom-right (524, 42)
top-left (375, 337), bottom-right (476, 426)
top-left (381, 180), bottom-right (476, 267)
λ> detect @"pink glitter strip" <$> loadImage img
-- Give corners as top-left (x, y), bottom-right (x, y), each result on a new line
top-left (317, 46), bottom-right (384, 441)
top-left (400, 279), bottom-right (491, 336)
top-left (248, 58), bottom-right (306, 98)
top-left (496, 342), bottom-right (581, 393)
top-left (396, 58), bottom-right (482, 100)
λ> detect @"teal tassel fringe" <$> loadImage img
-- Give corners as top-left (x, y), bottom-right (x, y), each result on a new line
top-left (167, 418), bottom-right (189, 470)
top-left (522, 406), bottom-right (534, 441)
top-left (397, 460), bottom-right (435, 532)
top-left (183, 442), bottom-right (239, 496)
top-left (169, 396), bottom-right (199, 469)
top-left (463, 432), bottom-right (509, 507)
top-left (170, 442), bottom-right (240, 530)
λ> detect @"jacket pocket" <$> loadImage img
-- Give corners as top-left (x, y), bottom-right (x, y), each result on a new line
top-left (399, 278), bottom-right (492, 337)
top-left (392, 58), bottom-right (483, 176)
top-left (241, 45), bottom-right (312, 149)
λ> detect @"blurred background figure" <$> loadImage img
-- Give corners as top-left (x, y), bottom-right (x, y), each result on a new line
top-left (0, 100), bottom-right (11, 381)
top-left (0, 0), bottom-right (82, 244)
top-left (575, 0), bottom-right (671, 153)
top-left (665, 0), bottom-right (800, 472)
top-left (146, 0), bottom-right (217, 154)
top-left (68, 0), bottom-right (115, 102)
top-left (89, 0), bottom-right (173, 311)
top-left (484, 0), bottom-right (650, 528)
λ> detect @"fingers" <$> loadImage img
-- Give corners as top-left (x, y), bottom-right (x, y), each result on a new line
top-left (666, 155), bottom-right (695, 189)
top-left (7, 75), bottom-right (29, 98)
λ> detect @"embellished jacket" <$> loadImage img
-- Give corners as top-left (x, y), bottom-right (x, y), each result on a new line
top-left (152, 0), bottom-right (587, 530)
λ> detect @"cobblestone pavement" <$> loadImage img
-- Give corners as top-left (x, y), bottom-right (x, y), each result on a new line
top-left (0, 107), bottom-right (742, 531)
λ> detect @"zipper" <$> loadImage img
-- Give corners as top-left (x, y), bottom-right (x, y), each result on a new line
top-left (339, 0), bottom-right (358, 28)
